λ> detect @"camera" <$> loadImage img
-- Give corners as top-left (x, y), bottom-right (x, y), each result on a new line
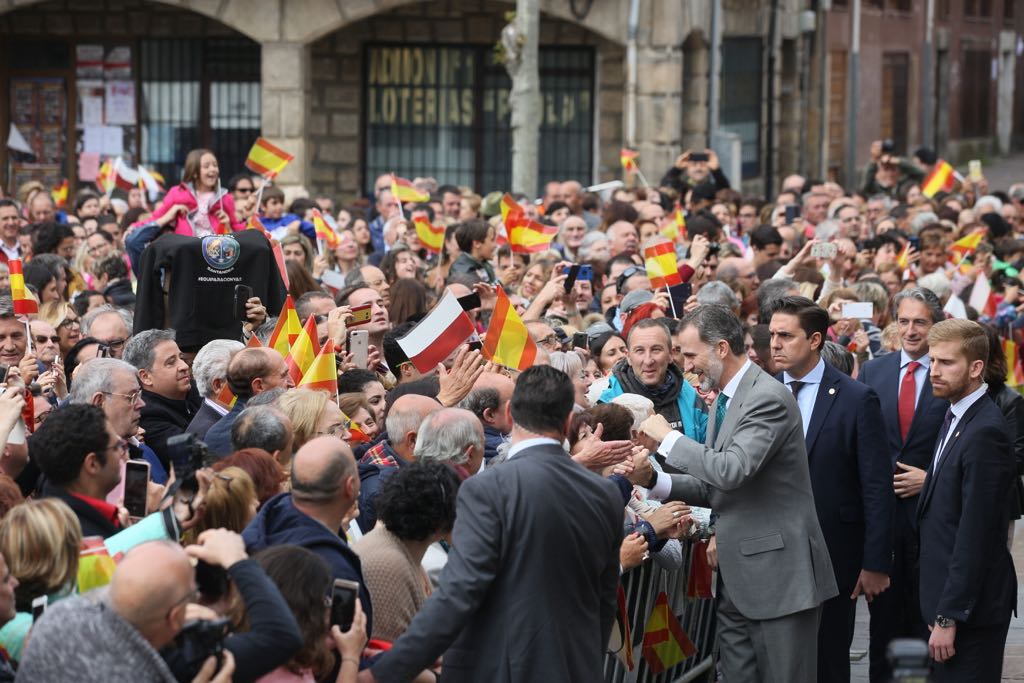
top-left (887, 638), bottom-right (930, 682)
top-left (882, 139), bottom-right (896, 154)
top-left (707, 242), bottom-right (721, 256)
top-left (166, 433), bottom-right (210, 488)
top-left (163, 617), bottom-right (232, 682)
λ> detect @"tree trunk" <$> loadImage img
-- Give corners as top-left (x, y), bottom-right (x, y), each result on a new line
top-left (506, 0), bottom-right (541, 196)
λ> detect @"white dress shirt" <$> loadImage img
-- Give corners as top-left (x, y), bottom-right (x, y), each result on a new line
top-left (647, 359), bottom-right (753, 500)
top-left (203, 397), bottom-right (229, 417)
top-left (898, 350), bottom-right (931, 410)
top-left (783, 358), bottom-right (826, 436)
top-left (932, 383), bottom-right (988, 472)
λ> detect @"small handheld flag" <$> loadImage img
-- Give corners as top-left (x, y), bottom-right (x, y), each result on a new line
top-left (396, 289), bottom-right (475, 374)
top-left (298, 339), bottom-right (339, 395)
top-left (311, 209), bottom-right (340, 250)
top-left (644, 241), bottom-right (683, 289)
top-left (412, 211), bottom-right (445, 254)
top-left (245, 137), bottom-right (294, 179)
top-left (481, 286), bottom-right (538, 371)
top-left (620, 148), bottom-right (639, 173)
top-left (641, 591), bottom-right (697, 674)
top-left (8, 260), bottom-right (37, 315)
top-left (390, 174), bottom-right (430, 204)
top-left (922, 160), bottom-right (956, 198)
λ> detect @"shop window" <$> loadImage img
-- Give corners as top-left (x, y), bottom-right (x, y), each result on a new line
top-left (720, 38), bottom-right (762, 179)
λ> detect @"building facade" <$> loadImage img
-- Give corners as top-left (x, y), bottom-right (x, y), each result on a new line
top-left (0, 0), bottom-right (1020, 203)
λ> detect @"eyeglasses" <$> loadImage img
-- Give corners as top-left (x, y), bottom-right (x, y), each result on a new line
top-left (106, 439), bottom-right (129, 455)
top-left (318, 420), bottom-right (351, 437)
top-left (57, 318), bottom-right (79, 329)
top-left (235, 187), bottom-right (254, 194)
top-left (103, 389), bottom-right (142, 404)
top-left (33, 335), bottom-right (60, 345)
top-left (101, 337), bottom-right (128, 350)
top-left (537, 334), bottom-right (560, 348)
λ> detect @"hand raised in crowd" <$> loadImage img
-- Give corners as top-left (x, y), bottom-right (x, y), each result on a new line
top-left (894, 461), bottom-right (927, 498)
top-left (17, 353), bottom-right (38, 386)
top-left (571, 422), bottom-right (634, 471)
top-left (190, 649), bottom-right (235, 683)
top-left (312, 253), bottom-right (328, 279)
top-left (642, 501), bottom-right (692, 539)
top-left (327, 305), bottom-right (352, 347)
top-left (436, 345), bottom-right (486, 407)
top-left (330, 598), bottom-right (368, 669)
top-left (684, 233), bottom-right (711, 271)
top-left (244, 297), bottom-right (267, 330)
top-left (620, 533), bottom-right (649, 570)
top-left (185, 527), bottom-right (249, 570)
top-left (614, 445), bottom-right (652, 486)
top-left (0, 388), bottom-right (25, 437)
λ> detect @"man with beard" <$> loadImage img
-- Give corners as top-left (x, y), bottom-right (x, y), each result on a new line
top-left (636, 305), bottom-right (837, 683)
top-left (599, 318), bottom-right (707, 445)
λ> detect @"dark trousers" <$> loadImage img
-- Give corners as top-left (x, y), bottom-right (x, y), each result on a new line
top-left (817, 590), bottom-right (857, 683)
top-left (868, 516), bottom-right (929, 682)
top-left (930, 620), bottom-right (1010, 682)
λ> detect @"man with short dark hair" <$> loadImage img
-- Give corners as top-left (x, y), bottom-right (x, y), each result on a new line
top-left (770, 296), bottom-right (893, 683)
top-left (123, 329), bottom-right (200, 470)
top-left (0, 199), bottom-right (22, 263)
top-left (749, 225), bottom-right (783, 268)
top-left (438, 184), bottom-right (462, 221)
top-left (367, 366), bottom-right (623, 682)
top-left (340, 286), bottom-right (391, 357)
top-left (448, 219), bottom-right (496, 285)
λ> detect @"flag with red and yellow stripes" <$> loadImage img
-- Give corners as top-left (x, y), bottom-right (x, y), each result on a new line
top-left (620, 148), bottom-right (639, 173)
top-left (298, 339), bottom-right (338, 395)
top-left (311, 209), bottom-right (340, 249)
top-left (51, 180), bottom-right (68, 209)
top-left (641, 591), bottom-right (697, 674)
top-left (267, 295), bottom-right (303, 359)
top-left (412, 211), bottom-right (445, 254)
top-left (390, 174), bottom-right (429, 204)
top-left (481, 286), bottom-right (537, 370)
top-left (245, 138), bottom-right (294, 179)
top-left (286, 315), bottom-right (321, 385)
top-left (922, 160), bottom-right (955, 198)
top-left (644, 241), bottom-right (683, 289)
top-left (8, 259), bottom-right (37, 315)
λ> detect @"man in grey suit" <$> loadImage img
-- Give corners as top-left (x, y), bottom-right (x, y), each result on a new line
top-left (361, 365), bottom-right (625, 683)
top-left (638, 305), bottom-right (838, 682)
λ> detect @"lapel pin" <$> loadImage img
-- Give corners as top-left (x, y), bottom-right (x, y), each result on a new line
top-left (954, 431), bottom-right (960, 438)
top-left (828, 388), bottom-right (836, 395)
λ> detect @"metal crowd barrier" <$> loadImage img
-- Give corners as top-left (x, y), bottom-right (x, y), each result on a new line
top-left (603, 539), bottom-right (718, 683)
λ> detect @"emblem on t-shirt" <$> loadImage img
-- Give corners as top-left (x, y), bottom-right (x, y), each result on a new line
top-left (201, 235), bottom-right (240, 271)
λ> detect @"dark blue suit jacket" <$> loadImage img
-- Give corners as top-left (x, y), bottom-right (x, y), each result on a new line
top-left (858, 351), bottom-right (949, 531)
top-left (781, 362), bottom-right (893, 589)
top-left (917, 394), bottom-right (1016, 626)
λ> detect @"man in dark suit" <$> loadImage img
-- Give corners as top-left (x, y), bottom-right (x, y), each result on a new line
top-left (186, 338), bottom-right (244, 439)
top-left (638, 305), bottom-right (837, 682)
top-left (917, 319), bottom-right (1016, 681)
top-left (363, 366), bottom-right (624, 683)
top-left (858, 287), bottom-right (948, 682)
top-left (770, 296), bottom-right (893, 683)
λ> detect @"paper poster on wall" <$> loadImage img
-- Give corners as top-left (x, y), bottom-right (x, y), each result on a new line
top-left (78, 152), bottom-right (101, 181)
top-left (81, 96), bottom-right (103, 126)
top-left (83, 125), bottom-right (123, 156)
top-left (104, 46), bottom-right (132, 80)
top-left (105, 81), bottom-right (135, 125)
top-left (76, 45), bottom-right (104, 79)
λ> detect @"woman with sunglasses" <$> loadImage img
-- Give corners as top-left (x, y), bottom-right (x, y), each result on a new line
top-left (38, 301), bottom-right (81, 362)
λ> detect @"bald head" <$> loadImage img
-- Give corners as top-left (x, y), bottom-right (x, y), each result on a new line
top-left (385, 393), bottom-right (441, 461)
top-left (109, 541), bottom-right (193, 649)
top-left (227, 347), bottom-right (291, 398)
top-left (291, 436), bottom-right (356, 506)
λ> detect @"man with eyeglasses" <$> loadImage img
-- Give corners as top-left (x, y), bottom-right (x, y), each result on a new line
top-left (81, 304), bottom-right (133, 359)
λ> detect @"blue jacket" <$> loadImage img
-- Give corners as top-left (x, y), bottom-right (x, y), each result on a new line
top-left (599, 371), bottom-right (707, 445)
top-left (483, 425), bottom-right (507, 461)
top-left (243, 492), bottom-right (373, 637)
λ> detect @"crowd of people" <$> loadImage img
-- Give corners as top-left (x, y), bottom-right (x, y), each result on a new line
top-left (0, 140), bottom-right (1018, 683)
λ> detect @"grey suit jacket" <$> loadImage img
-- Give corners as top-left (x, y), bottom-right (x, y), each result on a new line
top-left (664, 363), bottom-right (838, 620)
top-left (371, 443), bottom-right (623, 683)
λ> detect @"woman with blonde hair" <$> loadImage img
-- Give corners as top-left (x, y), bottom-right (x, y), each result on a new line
top-left (336, 393), bottom-right (379, 445)
top-left (181, 467), bottom-right (259, 544)
top-left (276, 388), bottom-right (351, 452)
top-left (38, 301), bottom-right (81, 360)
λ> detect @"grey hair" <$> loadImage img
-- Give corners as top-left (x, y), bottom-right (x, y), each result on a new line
top-left (814, 219), bottom-right (840, 242)
top-left (909, 211), bottom-right (939, 235)
top-left (412, 408), bottom-right (484, 466)
top-left (696, 280), bottom-right (739, 309)
top-left (578, 231), bottom-right (608, 260)
top-left (253, 318), bottom-right (278, 345)
top-left (820, 341), bottom-right (854, 377)
top-left (1009, 183), bottom-right (1024, 201)
top-left (680, 304), bottom-right (745, 356)
top-left (385, 403), bottom-right (431, 444)
top-left (231, 405), bottom-right (290, 454)
top-left (757, 277), bottom-right (798, 324)
top-left (548, 350), bottom-right (583, 379)
top-left (891, 287), bottom-right (944, 324)
top-left (610, 393), bottom-right (655, 430)
top-left (868, 194), bottom-right (894, 209)
top-left (975, 195), bottom-right (1004, 213)
top-left (458, 387), bottom-right (500, 421)
top-left (0, 295), bottom-right (12, 320)
top-left (247, 387), bottom-right (288, 407)
top-left (122, 329), bottom-right (175, 372)
top-left (192, 339), bottom-right (244, 397)
top-left (68, 358), bottom-right (138, 403)
top-left (81, 304), bottom-right (133, 337)
top-left (915, 272), bottom-right (952, 300)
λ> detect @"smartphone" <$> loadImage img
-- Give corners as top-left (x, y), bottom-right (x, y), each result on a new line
top-left (908, 235), bottom-right (920, 251)
top-left (690, 152), bottom-right (710, 162)
top-left (233, 285), bottom-right (253, 322)
top-left (347, 330), bottom-right (369, 369)
top-left (784, 204), bottom-right (800, 225)
top-left (810, 242), bottom-right (837, 259)
top-left (331, 579), bottom-right (360, 631)
top-left (572, 332), bottom-right (588, 349)
top-left (842, 302), bottom-right (874, 319)
top-left (347, 302), bottom-right (373, 327)
top-left (123, 460), bottom-right (150, 520)
top-left (467, 339), bottom-right (483, 352)
top-left (0, 365), bottom-right (8, 385)
top-left (969, 159), bottom-right (983, 182)
top-left (669, 282), bottom-right (692, 316)
top-left (563, 264), bottom-right (581, 293)
top-left (457, 292), bottom-right (481, 311)
top-left (31, 595), bottom-right (47, 623)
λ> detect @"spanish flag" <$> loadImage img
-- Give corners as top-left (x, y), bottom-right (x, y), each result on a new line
top-left (267, 295), bottom-right (303, 358)
top-left (896, 242), bottom-right (912, 270)
top-left (499, 193), bottom-right (557, 254)
top-left (922, 159), bottom-right (955, 198)
top-left (97, 159), bottom-right (115, 194)
top-left (499, 193), bottom-right (520, 223)
top-left (949, 231), bottom-right (984, 264)
top-left (481, 286), bottom-right (537, 370)
top-left (1004, 338), bottom-right (1024, 388)
top-left (311, 209), bottom-right (340, 249)
top-left (286, 315), bottom-right (321, 385)
top-left (298, 339), bottom-right (338, 395)
top-left (214, 381), bottom-right (237, 410)
top-left (51, 179), bottom-right (68, 209)
top-left (390, 174), bottom-right (429, 204)
top-left (641, 591), bottom-right (697, 674)
top-left (245, 137), bottom-right (294, 179)
top-left (8, 259), bottom-right (37, 315)
top-left (412, 211), bottom-right (444, 254)
top-left (344, 410), bottom-right (371, 444)
top-left (661, 204), bottom-right (686, 242)
top-left (644, 241), bottom-right (683, 289)
top-left (620, 148), bottom-right (639, 173)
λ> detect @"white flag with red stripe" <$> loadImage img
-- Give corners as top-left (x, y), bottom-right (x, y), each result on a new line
top-left (397, 289), bottom-right (475, 373)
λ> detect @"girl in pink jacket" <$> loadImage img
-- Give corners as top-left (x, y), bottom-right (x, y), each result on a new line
top-left (150, 148), bottom-right (245, 237)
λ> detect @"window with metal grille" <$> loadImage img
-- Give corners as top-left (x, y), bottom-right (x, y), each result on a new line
top-left (881, 52), bottom-right (909, 154)
top-left (363, 44), bottom-right (594, 196)
top-left (960, 49), bottom-right (992, 137)
top-left (720, 38), bottom-right (763, 179)
top-left (140, 38), bottom-right (260, 186)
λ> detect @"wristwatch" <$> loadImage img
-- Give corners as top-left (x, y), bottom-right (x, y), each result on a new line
top-left (935, 615), bottom-right (955, 628)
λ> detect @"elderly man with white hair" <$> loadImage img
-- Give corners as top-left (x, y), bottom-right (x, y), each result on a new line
top-left (186, 339), bottom-right (244, 438)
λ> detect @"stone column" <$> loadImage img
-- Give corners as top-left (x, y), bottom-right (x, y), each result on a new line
top-left (260, 41), bottom-right (311, 192)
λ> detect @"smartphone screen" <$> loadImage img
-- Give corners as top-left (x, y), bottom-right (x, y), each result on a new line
top-left (457, 293), bottom-right (482, 311)
top-left (669, 282), bottom-right (692, 317)
top-left (331, 579), bottom-right (359, 631)
top-left (578, 264), bottom-right (592, 281)
top-left (784, 204), bottom-right (799, 225)
top-left (572, 332), bottom-right (588, 349)
top-left (123, 460), bottom-right (150, 519)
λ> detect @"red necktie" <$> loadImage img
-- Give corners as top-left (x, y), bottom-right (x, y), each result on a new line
top-left (898, 361), bottom-right (920, 442)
